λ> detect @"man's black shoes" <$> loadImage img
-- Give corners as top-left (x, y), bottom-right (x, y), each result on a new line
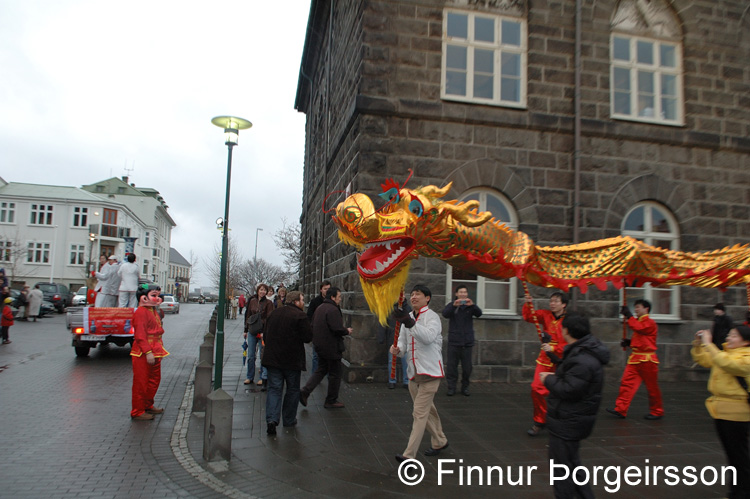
top-left (395, 454), bottom-right (407, 463)
top-left (606, 408), bottom-right (626, 419)
top-left (644, 414), bottom-right (663, 420)
top-left (267, 422), bottom-right (277, 435)
top-left (424, 442), bottom-right (449, 457)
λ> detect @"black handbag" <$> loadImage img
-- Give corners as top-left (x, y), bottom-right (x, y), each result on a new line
top-left (247, 312), bottom-right (263, 335)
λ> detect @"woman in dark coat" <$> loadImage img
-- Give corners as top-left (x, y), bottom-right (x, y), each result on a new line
top-left (243, 283), bottom-right (274, 387)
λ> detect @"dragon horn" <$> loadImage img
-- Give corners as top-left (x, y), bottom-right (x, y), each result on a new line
top-left (441, 200), bottom-right (493, 227)
top-left (420, 182), bottom-right (453, 199)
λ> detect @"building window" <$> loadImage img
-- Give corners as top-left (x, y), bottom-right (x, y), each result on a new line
top-left (102, 208), bottom-right (118, 237)
top-left (27, 241), bottom-right (51, 263)
top-left (621, 202), bottom-right (680, 319)
top-left (446, 189), bottom-right (518, 315)
top-left (70, 244), bottom-right (85, 265)
top-left (72, 207), bottom-right (88, 227)
top-left (0, 240), bottom-right (11, 262)
top-left (30, 204), bottom-right (54, 225)
top-left (1, 202), bottom-right (15, 223)
top-left (143, 260), bottom-right (149, 275)
top-left (145, 232), bottom-right (150, 247)
top-left (610, 35), bottom-right (683, 125)
top-left (442, 10), bottom-right (526, 107)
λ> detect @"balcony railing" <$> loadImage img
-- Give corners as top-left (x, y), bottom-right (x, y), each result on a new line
top-left (89, 224), bottom-right (131, 239)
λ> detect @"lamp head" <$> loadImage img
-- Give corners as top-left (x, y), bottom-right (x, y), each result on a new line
top-left (211, 116), bottom-right (252, 146)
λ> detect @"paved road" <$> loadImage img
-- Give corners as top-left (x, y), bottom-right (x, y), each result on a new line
top-left (0, 303), bottom-right (215, 498)
top-left (0, 304), bottom-right (738, 498)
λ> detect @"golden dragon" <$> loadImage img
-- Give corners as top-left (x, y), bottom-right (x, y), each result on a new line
top-left (332, 177), bottom-right (750, 324)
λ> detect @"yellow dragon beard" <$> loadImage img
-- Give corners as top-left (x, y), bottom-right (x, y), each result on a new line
top-left (360, 261), bottom-right (411, 326)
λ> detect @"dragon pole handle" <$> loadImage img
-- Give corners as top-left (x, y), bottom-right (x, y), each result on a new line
top-left (522, 281), bottom-right (544, 342)
top-left (391, 289), bottom-right (405, 381)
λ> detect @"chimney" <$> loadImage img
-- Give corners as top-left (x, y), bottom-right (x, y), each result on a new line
top-left (122, 176), bottom-right (128, 183)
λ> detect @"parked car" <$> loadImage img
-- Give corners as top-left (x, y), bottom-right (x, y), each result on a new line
top-left (8, 289), bottom-right (54, 318)
top-left (34, 282), bottom-right (73, 313)
top-left (159, 295), bottom-right (180, 314)
top-left (72, 287), bottom-right (88, 306)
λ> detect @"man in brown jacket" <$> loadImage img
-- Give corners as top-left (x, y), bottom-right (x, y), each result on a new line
top-left (299, 287), bottom-right (352, 409)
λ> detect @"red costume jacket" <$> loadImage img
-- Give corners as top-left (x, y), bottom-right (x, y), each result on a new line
top-left (130, 306), bottom-right (169, 358)
top-left (523, 304), bottom-right (567, 367)
top-left (2, 304), bottom-right (14, 327)
top-left (626, 314), bottom-right (658, 364)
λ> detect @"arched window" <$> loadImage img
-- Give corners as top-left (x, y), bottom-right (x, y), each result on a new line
top-left (621, 201), bottom-right (680, 319)
top-left (446, 189), bottom-right (518, 314)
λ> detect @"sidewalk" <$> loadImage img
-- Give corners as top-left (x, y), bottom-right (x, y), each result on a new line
top-left (185, 315), bottom-right (730, 498)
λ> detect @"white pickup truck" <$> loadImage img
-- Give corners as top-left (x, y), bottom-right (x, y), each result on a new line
top-left (67, 306), bottom-right (135, 357)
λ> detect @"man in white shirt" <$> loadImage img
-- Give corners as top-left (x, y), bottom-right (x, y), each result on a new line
top-left (118, 253), bottom-right (140, 308)
top-left (93, 255), bottom-right (121, 307)
top-left (390, 284), bottom-right (449, 462)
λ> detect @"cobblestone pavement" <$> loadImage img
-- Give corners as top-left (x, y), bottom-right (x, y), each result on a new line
top-left (1, 305), bottom-right (736, 498)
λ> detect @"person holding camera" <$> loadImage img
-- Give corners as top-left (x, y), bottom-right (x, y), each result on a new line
top-left (606, 299), bottom-right (664, 420)
top-left (691, 325), bottom-right (750, 499)
top-left (443, 285), bottom-right (482, 396)
top-left (522, 291), bottom-right (569, 436)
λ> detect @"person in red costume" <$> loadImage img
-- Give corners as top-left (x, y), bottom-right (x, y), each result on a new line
top-left (130, 284), bottom-right (169, 421)
top-left (607, 298), bottom-right (664, 420)
top-left (522, 291), bottom-right (568, 436)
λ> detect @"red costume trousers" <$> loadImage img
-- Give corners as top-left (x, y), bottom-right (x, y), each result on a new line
top-left (131, 355), bottom-right (162, 417)
top-left (531, 363), bottom-right (555, 425)
top-left (614, 362), bottom-right (663, 417)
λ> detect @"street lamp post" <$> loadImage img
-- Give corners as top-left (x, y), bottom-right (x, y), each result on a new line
top-left (254, 227), bottom-right (263, 287)
top-left (210, 116), bottom-right (252, 390)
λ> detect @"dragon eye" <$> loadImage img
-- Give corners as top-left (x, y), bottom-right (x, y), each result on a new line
top-left (378, 188), bottom-right (400, 204)
top-left (409, 199), bottom-right (424, 217)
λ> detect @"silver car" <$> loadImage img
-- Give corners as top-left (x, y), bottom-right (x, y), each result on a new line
top-left (159, 295), bottom-right (180, 314)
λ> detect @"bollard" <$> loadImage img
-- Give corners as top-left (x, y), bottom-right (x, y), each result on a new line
top-left (203, 388), bottom-right (233, 461)
top-left (192, 361), bottom-right (212, 413)
top-left (204, 332), bottom-right (214, 343)
top-left (199, 339), bottom-right (213, 365)
top-left (208, 314), bottom-right (217, 335)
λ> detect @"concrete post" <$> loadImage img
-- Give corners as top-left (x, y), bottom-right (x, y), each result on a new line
top-left (192, 361), bottom-right (212, 413)
top-left (203, 388), bottom-right (233, 462)
top-left (208, 311), bottom-right (217, 335)
top-left (199, 339), bottom-right (213, 365)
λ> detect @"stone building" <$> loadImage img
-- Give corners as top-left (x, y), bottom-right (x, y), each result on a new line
top-left (295, 0), bottom-right (750, 383)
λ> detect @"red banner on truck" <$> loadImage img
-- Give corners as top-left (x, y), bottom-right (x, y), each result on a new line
top-left (82, 307), bottom-right (134, 336)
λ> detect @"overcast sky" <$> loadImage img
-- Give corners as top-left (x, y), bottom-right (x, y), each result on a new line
top-left (0, 1), bottom-right (311, 289)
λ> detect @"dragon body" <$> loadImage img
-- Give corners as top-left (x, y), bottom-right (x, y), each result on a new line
top-left (332, 179), bottom-right (750, 324)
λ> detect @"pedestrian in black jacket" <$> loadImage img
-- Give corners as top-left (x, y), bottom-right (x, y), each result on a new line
top-left (261, 291), bottom-right (313, 435)
top-left (442, 285), bottom-right (482, 396)
top-left (711, 303), bottom-right (734, 350)
top-left (300, 287), bottom-right (352, 408)
top-left (540, 312), bottom-right (610, 499)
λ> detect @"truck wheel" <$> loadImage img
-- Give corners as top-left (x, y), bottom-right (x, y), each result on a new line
top-left (75, 346), bottom-right (90, 357)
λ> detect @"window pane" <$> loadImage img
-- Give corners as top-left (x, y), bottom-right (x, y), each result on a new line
top-left (661, 74), bottom-right (676, 97)
top-left (474, 74), bottom-right (493, 99)
top-left (475, 48), bottom-right (494, 73)
top-left (446, 70), bottom-right (467, 95)
top-left (446, 45), bottom-right (467, 70)
top-left (613, 67), bottom-right (630, 91)
top-left (486, 195), bottom-right (511, 222)
top-left (653, 238), bottom-right (674, 250)
top-left (638, 70), bottom-right (654, 93)
top-left (660, 44), bottom-right (675, 67)
top-left (662, 96), bottom-right (676, 120)
top-left (485, 281), bottom-right (510, 309)
top-left (447, 12), bottom-right (468, 39)
top-left (500, 77), bottom-right (520, 102)
top-left (464, 193), bottom-right (480, 202)
top-left (501, 52), bottom-right (520, 76)
top-left (651, 207), bottom-right (671, 233)
top-left (614, 92), bottom-right (630, 115)
top-left (637, 40), bottom-right (653, 64)
top-left (475, 17), bottom-right (494, 43)
top-left (501, 20), bottom-right (521, 46)
top-left (613, 37), bottom-right (630, 60)
top-left (651, 287), bottom-right (672, 314)
top-left (624, 206), bottom-right (644, 231)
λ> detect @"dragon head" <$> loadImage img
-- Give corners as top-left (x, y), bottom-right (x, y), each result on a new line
top-left (333, 179), bottom-right (492, 323)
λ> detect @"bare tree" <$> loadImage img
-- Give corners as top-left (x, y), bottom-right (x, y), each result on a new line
top-left (236, 257), bottom-right (295, 295)
top-left (0, 229), bottom-right (40, 284)
top-left (203, 237), bottom-right (245, 295)
top-left (273, 217), bottom-right (301, 282)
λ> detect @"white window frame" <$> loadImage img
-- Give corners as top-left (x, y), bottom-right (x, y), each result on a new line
top-left (446, 188), bottom-right (519, 315)
top-left (610, 34), bottom-right (683, 125)
top-left (27, 241), bottom-right (51, 264)
top-left (30, 204), bottom-right (54, 225)
top-left (72, 207), bottom-right (88, 228)
top-left (441, 9), bottom-right (527, 108)
top-left (70, 244), bottom-right (85, 266)
top-left (0, 240), bottom-right (11, 262)
top-left (620, 201), bottom-right (680, 320)
top-left (1, 202), bottom-right (15, 224)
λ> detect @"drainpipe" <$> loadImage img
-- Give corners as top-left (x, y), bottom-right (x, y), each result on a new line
top-left (572, 0), bottom-right (582, 308)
